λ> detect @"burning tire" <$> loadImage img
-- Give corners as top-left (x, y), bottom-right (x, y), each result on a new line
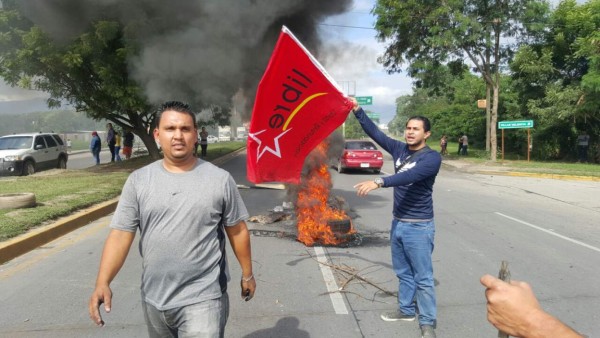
top-left (327, 219), bottom-right (352, 234)
top-left (0, 192), bottom-right (37, 210)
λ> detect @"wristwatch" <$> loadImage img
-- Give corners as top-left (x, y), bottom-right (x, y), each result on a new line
top-left (374, 177), bottom-right (384, 188)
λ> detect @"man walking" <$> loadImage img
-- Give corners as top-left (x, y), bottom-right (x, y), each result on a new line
top-left (89, 101), bottom-right (255, 337)
top-left (350, 98), bottom-right (442, 338)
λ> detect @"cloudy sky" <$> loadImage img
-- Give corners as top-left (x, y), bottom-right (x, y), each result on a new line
top-left (320, 0), bottom-right (412, 123)
top-left (0, 0), bottom-right (411, 123)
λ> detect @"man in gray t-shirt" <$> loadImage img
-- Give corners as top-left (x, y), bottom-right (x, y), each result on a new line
top-left (89, 101), bottom-right (255, 338)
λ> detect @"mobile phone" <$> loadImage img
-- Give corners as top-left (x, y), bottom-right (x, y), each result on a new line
top-left (244, 289), bottom-right (251, 302)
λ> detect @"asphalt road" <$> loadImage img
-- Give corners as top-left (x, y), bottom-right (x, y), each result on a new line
top-left (0, 150), bottom-right (598, 337)
top-left (67, 149), bottom-right (123, 170)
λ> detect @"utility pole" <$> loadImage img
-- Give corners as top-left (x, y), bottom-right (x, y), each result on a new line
top-left (338, 81), bottom-right (356, 139)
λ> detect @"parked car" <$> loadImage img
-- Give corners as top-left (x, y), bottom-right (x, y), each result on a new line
top-left (336, 140), bottom-right (383, 174)
top-left (207, 135), bottom-right (218, 143)
top-left (0, 133), bottom-right (68, 176)
top-left (218, 130), bottom-right (231, 142)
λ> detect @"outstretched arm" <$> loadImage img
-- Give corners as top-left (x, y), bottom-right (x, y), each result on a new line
top-left (225, 221), bottom-right (256, 301)
top-left (480, 274), bottom-right (584, 338)
top-left (88, 229), bottom-right (135, 326)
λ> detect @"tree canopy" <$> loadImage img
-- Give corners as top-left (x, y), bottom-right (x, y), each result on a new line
top-left (373, 0), bottom-right (551, 160)
top-left (0, 7), bottom-right (163, 157)
top-left (381, 0), bottom-right (600, 162)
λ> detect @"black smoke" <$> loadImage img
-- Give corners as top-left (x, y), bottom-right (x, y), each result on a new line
top-left (17, 0), bottom-right (353, 121)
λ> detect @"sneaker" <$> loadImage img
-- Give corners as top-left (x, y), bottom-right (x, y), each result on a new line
top-left (380, 310), bottom-right (416, 322)
top-left (421, 325), bottom-right (436, 338)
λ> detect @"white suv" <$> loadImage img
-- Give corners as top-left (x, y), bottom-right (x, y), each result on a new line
top-left (0, 133), bottom-right (69, 176)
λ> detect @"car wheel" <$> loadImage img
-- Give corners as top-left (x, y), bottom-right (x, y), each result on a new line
top-left (23, 160), bottom-right (35, 176)
top-left (0, 193), bottom-right (36, 210)
top-left (337, 161), bottom-right (345, 173)
top-left (373, 169), bottom-right (381, 174)
top-left (57, 156), bottom-right (67, 169)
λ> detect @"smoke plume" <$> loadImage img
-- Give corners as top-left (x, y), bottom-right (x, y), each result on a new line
top-left (18, 0), bottom-right (353, 121)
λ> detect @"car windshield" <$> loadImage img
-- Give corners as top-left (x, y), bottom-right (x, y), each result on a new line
top-left (346, 141), bottom-right (377, 150)
top-left (0, 136), bottom-right (33, 150)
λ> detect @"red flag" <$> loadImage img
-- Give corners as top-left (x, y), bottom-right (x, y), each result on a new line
top-left (247, 26), bottom-right (353, 184)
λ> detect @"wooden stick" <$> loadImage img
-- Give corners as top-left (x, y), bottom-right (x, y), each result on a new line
top-left (308, 251), bottom-right (396, 297)
top-left (498, 261), bottom-right (511, 338)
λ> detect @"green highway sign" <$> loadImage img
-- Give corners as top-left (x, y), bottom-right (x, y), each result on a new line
top-left (498, 120), bottom-right (534, 129)
top-left (355, 96), bottom-right (373, 105)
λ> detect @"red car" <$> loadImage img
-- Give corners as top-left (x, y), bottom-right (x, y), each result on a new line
top-left (336, 140), bottom-right (384, 174)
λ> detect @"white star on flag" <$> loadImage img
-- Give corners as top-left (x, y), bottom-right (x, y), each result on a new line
top-left (249, 128), bottom-right (293, 161)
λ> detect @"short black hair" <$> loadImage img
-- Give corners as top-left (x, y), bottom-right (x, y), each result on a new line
top-left (156, 101), bottom-right (197, 128)
top-left (406, 116), bottom-right (431, 132)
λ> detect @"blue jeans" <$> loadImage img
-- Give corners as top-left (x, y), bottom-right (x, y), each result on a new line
top-left (115, 146), bottom-right (122, 161)
top-left (142, 292), bottom-right (229, 338)
top-left (92, 149), bottom-right (100, 165)
top-left (391, 219), bottom-right (436, 326)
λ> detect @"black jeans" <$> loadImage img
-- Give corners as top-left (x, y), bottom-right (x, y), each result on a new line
top-left (578, 145), bottom-right (588, 162)
top-left (108, 142), bottom-right (116, 162)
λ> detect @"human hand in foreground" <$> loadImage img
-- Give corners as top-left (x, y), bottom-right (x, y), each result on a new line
top-left (480, 274), bottom-right (584, 338)
top-left (241, 274), bottom-right (257, 302)
top-left (349, 96), bottom-right (359, 112)
top-left (88, 284), bottom-right (112, 327)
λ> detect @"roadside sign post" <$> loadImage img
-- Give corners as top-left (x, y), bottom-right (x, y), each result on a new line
top-left (498, 120), bottom-right (534, 162)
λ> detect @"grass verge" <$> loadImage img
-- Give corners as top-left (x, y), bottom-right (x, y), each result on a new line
top-left (0, 171), bottom-right (128, 241)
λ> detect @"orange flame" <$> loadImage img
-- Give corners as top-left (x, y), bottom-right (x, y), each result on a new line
top-left (297, 142), bottom-right (355, 246)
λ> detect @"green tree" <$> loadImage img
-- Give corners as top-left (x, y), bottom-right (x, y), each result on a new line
top-left (373, 0), bottom-right (550, 160)
top-left (343, 111), bottom-right (370, 139)
top-left (0, 6), bottom-right (165, 158)
top-left (388, 96), bottom-right (410, 136)
top-left (510, 0), bottom-right (600, 160)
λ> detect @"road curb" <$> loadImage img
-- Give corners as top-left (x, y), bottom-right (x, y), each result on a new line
top-left (474, 170), bottom-right (600, 182)
top-left (0, 197), bottom-right (119, 265)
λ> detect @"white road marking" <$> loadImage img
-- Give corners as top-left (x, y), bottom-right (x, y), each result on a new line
top-left (313, 246), bottom-right (349, 314)
top-left (495, 212), bottom-right (600, 253)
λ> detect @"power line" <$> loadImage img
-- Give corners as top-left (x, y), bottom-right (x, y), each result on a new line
top-left (318, 23), bottom-right (375, 30)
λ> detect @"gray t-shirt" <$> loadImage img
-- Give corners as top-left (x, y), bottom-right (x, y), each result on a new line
top-left (110, 159), bottom-right (249, 310)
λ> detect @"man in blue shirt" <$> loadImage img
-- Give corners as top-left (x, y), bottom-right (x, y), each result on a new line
top-left (351, 98), bottom-right (442, 338)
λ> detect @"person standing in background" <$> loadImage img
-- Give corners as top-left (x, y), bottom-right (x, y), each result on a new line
top-left (199, 126), bottom-right (209, 158)
top-left (439, 135), bottom-right (448, 156)
top-left (106, 123), bottom-right (116, 162)
top-left (90, 131), bottom-right (101, 165)
top-left (114, 131), bottom-right (122, 162)
top-left (122, 129), bottom-right (134, 160)
top-left (577, 131), bottom-right (590, 163)
top-left (460, 133), bottom-right (468, 156)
